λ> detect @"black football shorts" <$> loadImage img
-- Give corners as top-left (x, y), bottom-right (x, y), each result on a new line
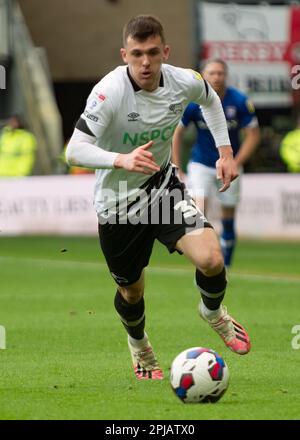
top-left (98, 166), bottom-right (213, 286)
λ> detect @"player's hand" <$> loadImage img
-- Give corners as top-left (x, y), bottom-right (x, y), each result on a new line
top-left (216, 146), bottom-right (239, 192)
top-left (113, 141), bottom-right (160, 175)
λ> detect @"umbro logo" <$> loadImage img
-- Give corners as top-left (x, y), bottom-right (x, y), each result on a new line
top-left (169, 103), bottom-right (183, 114)
top-left (128, 112), bottom-right (140, 121)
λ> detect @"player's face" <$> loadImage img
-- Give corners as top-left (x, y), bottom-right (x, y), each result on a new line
top-left (202, 62), bottom-right (227, 96)
top-left (120, 35), bottom-right (170, 92)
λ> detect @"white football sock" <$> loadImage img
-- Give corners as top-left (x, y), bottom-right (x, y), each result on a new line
top-left (128, 332), bottom-right (148, 348)
top-left (200, 301), bottom-right (222, 320)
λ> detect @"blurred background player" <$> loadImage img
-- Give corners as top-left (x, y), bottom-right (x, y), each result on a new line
top-left (172, 59), bottom-right (260, 268)
top-left (0, 115), bottom-right (37, 177)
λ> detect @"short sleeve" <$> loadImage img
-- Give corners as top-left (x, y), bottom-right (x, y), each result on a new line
top-left (184, 69), bottom-right (213, 106)
top-left (238, 97), bottom-right (258, 129)
top-left (79, 83), bottom-right (114, 138)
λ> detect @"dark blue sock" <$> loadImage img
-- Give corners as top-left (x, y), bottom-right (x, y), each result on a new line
top-left (220, 218), bottom-right (236, 267)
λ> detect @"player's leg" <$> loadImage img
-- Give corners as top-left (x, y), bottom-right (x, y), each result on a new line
top-left (176, 227), bottom-right (226, 315)
top-left (217, 173), bottom-right (241, 268)
top-left (220, 206), bottom-right (236, 269)
top-left (176, 228), bottom-right (250, 355)
top-left (157, 169), bottom-right (250, 355)
top-left (98, 222), bottom-right (163, 380)
top-left (115, 271), bottom-right (145, 341)
top-left (116, 273), bottom-right (163, 380)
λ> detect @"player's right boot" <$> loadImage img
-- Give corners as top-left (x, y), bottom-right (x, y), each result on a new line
top-left (127, 335), bottom-right (164, 380)
top-left (199, 303), bottom-right (251, 355)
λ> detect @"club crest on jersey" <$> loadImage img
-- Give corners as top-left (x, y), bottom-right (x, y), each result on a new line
top-left (128, 112), bottom-right (140, 122)
top-left (246, 100), bottom-right (255, 113)
top-left (225, 106), bottom-right (237, 118)
top-left (188, 69), bottom-right (203, 81)
top-left (89, 100), bottom-right (98, 110)
top-left (169, 103), bottom-right (183, 115)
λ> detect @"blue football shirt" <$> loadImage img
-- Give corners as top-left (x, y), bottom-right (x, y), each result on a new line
top-left (181, 87), bottom-right (257, 168)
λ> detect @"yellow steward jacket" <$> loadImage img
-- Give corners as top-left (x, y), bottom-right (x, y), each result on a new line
top-left (0, 126), bottom-right (37, 176)
top-left (280, 129), bottom-right (300, 172)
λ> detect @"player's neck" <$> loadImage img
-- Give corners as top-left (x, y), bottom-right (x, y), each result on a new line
top-left (136, 74), bottom-right (162, 92)
top-left (127, 67), bottom-right (163, 92)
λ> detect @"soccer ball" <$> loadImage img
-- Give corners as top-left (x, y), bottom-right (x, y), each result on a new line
top-left (170, 347), bottom-right (229, 403)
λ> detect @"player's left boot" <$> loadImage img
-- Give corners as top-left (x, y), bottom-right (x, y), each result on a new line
top-left (127, 335), bottom-right (164, 380)
top-left (199, 303), bottom-right (251, 355)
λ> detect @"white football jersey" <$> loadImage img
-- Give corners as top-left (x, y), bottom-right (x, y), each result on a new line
top-left (80, 64), bottom-right (217, 216)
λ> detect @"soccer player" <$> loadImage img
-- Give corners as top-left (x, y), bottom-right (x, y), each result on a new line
top-left (66, 16), bottom-right (251, 381)
top-left (172, 59), bottom-right (260, 268)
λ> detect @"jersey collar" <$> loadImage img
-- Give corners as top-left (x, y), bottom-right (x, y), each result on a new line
top-left (126, 67), bottom-right (164, 92)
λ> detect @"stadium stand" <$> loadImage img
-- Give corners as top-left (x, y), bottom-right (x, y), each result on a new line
top-left (0, 0), bottom-right (63, 174)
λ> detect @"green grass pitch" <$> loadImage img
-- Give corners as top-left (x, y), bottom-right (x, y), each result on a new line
top-left (0, 236), bottom-right (300, 420)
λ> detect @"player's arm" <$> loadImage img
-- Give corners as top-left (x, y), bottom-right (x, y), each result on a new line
top-left (172, 124), bottom-right (185, 169)
top-left (215, 146), bottom-right (238, 192)
top-left (172, 103), bottom-right (197, 181)
top-left (66, 127), bottom-right (118, 169)
top-left (196, 78), bottom-right (238, 192)
top-left (234, 100), bottom-right (260, 168)
top-left (66, 128), bottom-right (159, 175)
top-left (234, 126), bottom-right (260, 168)
top-left (172, 124), bottom-right (187, 181)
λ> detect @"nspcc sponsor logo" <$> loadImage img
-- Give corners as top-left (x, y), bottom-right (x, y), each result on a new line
top-left (123, 123), bottom-right (177, 146)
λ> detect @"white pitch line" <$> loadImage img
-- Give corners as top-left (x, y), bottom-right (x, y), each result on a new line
top-left (229, 272), bottom-right (300, 284)
top-left (0, 255), bottom-right (300, 284)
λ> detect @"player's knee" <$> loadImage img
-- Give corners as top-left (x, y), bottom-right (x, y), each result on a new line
top-left (198, 248), bottom-right (224, 275)
top-left (118, 286), bottom-right (144, 304)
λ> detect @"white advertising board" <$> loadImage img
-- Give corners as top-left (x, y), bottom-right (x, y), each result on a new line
top-left (0, 175), bottom-right (97, 235)
top-left (208, 174), bottom-right (300, 239)
top-left (0, 174), bottom-right (300, 239)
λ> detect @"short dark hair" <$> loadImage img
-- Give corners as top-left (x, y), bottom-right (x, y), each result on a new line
top-left (123, 15), bottom-right (165, 46)
top-left (200, 58), bottom-right (228, 74)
